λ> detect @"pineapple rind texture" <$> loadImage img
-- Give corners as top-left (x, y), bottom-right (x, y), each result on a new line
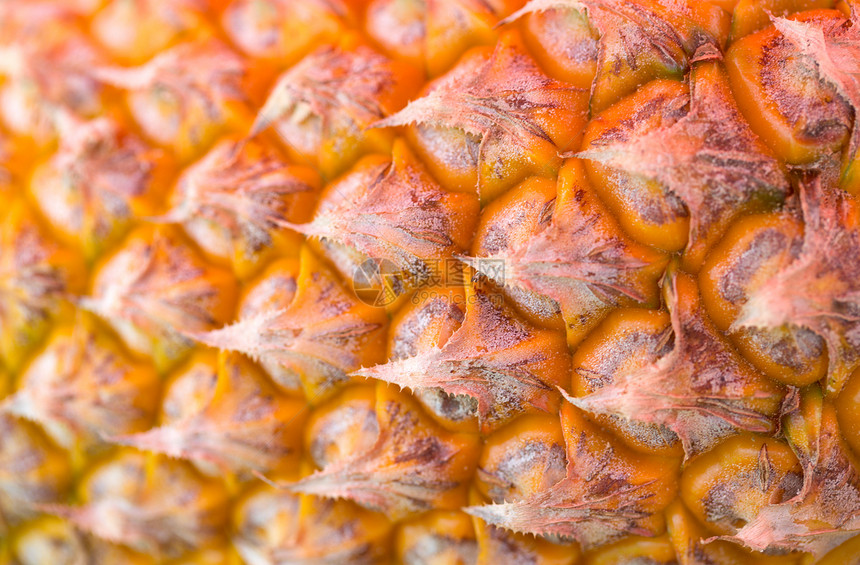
top-left (1, 0), bottom-right (860, 563)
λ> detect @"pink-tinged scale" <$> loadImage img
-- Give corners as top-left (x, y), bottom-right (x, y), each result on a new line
top-left (375, 30), bottom-right (588, 203)
top-left (80, 225), bottom-right (238, 372)
top-left (1, 320), bottom-right (160, 450)
top-left (466, 160), bottom-right (668, 348)
top-left (304, 385), bottom-right (381, 472)
top-left (251, 36), bottom-right (421, 179)
top-left (387, 286), bottom-right (479, 434)
top-left (156, 136), bottom-right (320, 279)
top-left (222, 0), bottom-right (356, 64)
top-left (514, 2), bottom-right (599, 89)
top-left (475, 414), bottom-right (568, 505)
top-left (771, 8), bottom-right (860, 190)
top-left (570, 308), bottom-right (683, 458)
top-left (290, 140), bottom-right (479, 298)
top-left (466, 176), bottom-right (564, 332)
top-left (396, 510), bottom-right (479, 565)
top-left (158, 352), bottom-right (219, 427)
top-left (664, 498), bottom-right (803, 565)
top-left (734, 179), bottom-right (860, 396)
top-left (93, 40), bottom-right (255, 161)
top-left (679, 435), bottom-right (805, 538)
top-left (471, 514), bottom-right (581, 565)
top-left (285, 383), bottom-right (480, 520)
top-left (504, 0), bottom-right (730, 113)
top-left (0, 414), bottom-right (71, 528)
top-left (727, 11), bottom-right (851, 159)
top-left (30, 111), bottom-right (174, 261)
top-left (723, 387), bottom-right (860, 558)
top-left (584, 535), bottom-right (679, 565)
top-left (578, 51), bottom-right (790, 269)
top-left (193, 247), bottom-right (388, 403)
top-left (42, 451), bottom-right (230, 559)
top-left (0, 200), bottom-right (85, 372)
top-left (0, 133), bottom-right (14, 200)
top-left (10, 516), bottom-right (154, 565)
top-left (564, 269), bottom-right (786, 459)
top-left (229, 258), bottom-right (303, 395)
top-left (91, 0), bottom-right (215, 64)
top-left (465, 403), bottom-right (678, 551)
top-left (0, 3), bottom-right (106, 142)
top-left (699, 213), bottom-right (830, 388)
top-left (232, 485), bottom-right (392, 565)
top-left (114, 353), bottom-right (305, 476)
top-left (366, 0), bottom-right (525, 77)
top-left (356, 281), bottom-right (571, 434)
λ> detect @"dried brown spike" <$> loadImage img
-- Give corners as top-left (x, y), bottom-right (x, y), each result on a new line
top-left (734, 179), bottom-right (860, 395)
top-left (356, 282), bottom-right (571, 433)
top-left (565, 268), bottom-right (785, 458)
top-left (288, 384), bottom-right (479, 520)
top-left (465, 403), bottom-right (677, 550)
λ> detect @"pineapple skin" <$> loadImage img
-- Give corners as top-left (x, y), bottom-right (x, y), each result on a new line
top-left (1, 1), bottom-right (860, 564)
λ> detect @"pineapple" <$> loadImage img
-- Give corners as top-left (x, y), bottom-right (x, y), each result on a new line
top-left (2, 0), bottom-right (860, 563)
